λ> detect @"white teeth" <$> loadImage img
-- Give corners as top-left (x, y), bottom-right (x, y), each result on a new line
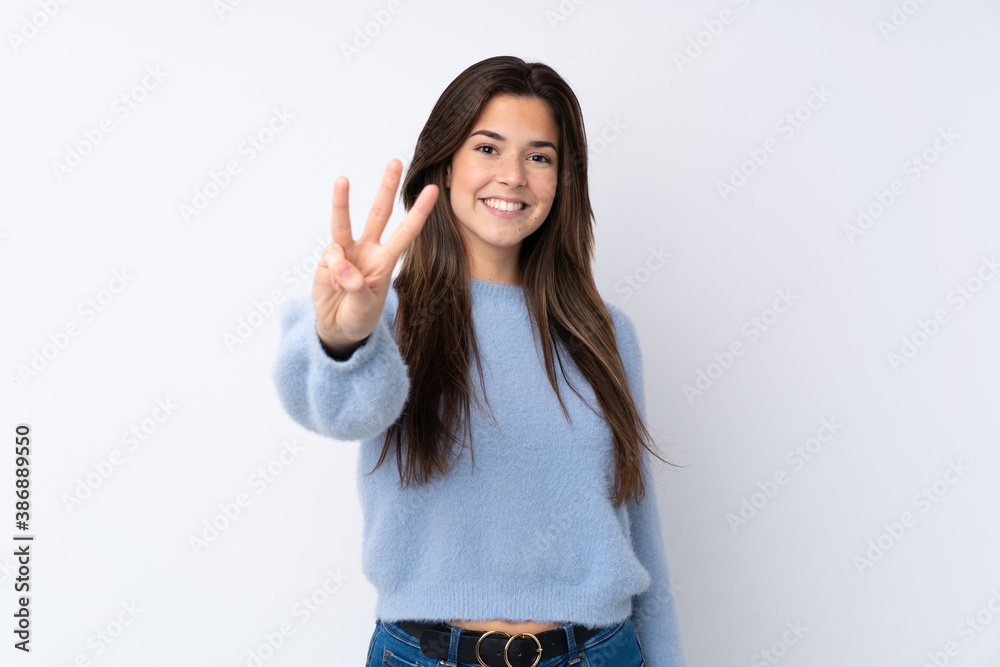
top-left (483, 197), bottom-right (524, 212)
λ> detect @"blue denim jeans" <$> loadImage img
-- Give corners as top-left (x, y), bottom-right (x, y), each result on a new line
top-left (365, 617), bottom-right (645, 667)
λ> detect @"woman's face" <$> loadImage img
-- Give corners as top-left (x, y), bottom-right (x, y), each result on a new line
top-left (445, 94), bottom-right (560, 277)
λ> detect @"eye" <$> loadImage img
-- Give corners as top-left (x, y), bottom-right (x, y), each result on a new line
top-left (474, 143), bottom-right (554, 165)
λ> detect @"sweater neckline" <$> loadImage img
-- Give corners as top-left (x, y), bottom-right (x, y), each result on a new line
top-left (470, 277), bottom-right (525, 301)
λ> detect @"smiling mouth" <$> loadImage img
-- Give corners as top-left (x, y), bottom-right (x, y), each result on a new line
top-left (481, 197), bottom-right (526, 212)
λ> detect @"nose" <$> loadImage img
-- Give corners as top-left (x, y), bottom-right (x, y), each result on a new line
top-left (495, 155), bottom-right (526, 188)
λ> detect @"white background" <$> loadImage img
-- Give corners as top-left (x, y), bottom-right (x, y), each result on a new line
top-left (3, 0), bottom-right (999, 666)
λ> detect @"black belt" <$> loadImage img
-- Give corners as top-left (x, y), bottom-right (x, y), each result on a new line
top-left (395, 619), bottom-right (609, 667)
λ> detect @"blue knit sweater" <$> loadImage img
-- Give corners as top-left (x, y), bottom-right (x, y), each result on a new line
top-left (271, 277), bottom-right (684, 666)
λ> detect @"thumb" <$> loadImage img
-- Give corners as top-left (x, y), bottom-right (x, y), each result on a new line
top-left (331, 256), bottom-right (362, 292)
top-left (322, 242), bottom-right (356, 290)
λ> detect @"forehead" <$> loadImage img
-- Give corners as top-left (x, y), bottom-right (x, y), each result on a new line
top-left (472, 94), bottom-right (559, 144)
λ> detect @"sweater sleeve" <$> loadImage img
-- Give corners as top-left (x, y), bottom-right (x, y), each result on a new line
top-left (271, 289), bottom-right (410, 442)
top-left (607, 303), bottom-right (686, 667)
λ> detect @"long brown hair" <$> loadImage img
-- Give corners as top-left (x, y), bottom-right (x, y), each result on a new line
top-left (366, 55), bottom-right (679, 509)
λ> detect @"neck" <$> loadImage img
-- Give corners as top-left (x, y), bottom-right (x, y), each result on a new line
top-left (464, 240), bottom-right (522, 286)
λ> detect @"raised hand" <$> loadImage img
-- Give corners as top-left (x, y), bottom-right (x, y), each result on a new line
top-left (312, 159), bottom-right (438, 357)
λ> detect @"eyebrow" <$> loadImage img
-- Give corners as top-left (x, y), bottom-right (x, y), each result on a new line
top-left (470, 129), bottom-right (557, 152)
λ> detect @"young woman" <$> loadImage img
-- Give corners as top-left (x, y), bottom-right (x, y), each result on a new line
top-left (273, 56), bottom-right (684, 667)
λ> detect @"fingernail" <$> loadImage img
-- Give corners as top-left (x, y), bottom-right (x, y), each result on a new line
top-left (336, 262), bottom-right (350, 277)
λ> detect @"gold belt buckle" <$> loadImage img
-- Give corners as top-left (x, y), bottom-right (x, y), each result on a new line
top-left (474, 630), bottom-right (543, 667)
